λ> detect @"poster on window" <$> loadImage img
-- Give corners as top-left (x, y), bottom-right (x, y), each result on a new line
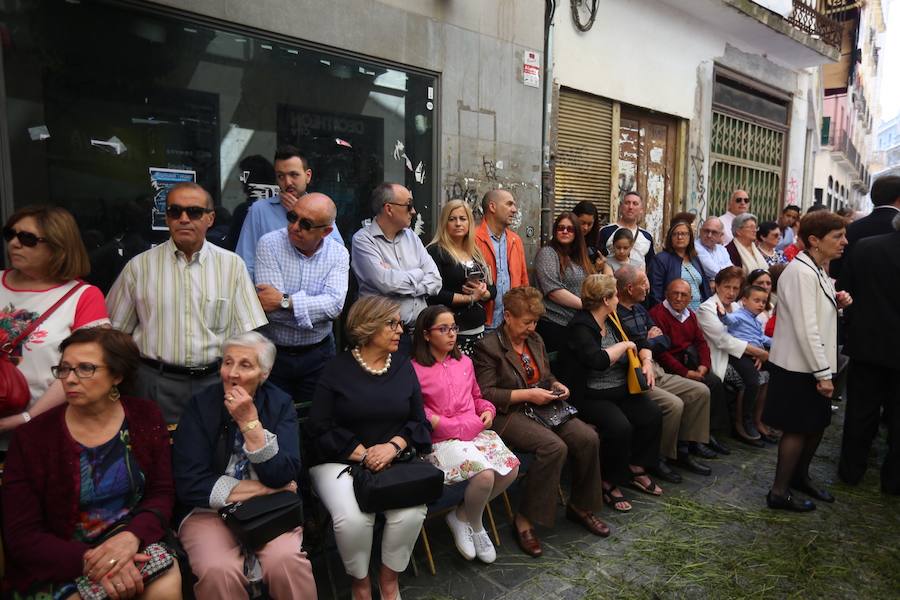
top-left (149, 167), bottom-right (196, 230)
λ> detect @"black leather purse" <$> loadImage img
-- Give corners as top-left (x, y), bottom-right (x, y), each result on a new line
top-left (218, 491), bottom-right (304, 550)
top-left (339, 451), bottom-right (444, 513)
top-left (523, 400), bottom-right (578, 429)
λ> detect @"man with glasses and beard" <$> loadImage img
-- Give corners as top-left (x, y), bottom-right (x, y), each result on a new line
top-left (107, 182), bottom-right (267, 424)
top-left (351, 182), bottom-right (442, 355)
top-left (719, 190), bottom-right (751, 245)
top-left (254, 192), bottom-right (349, 400)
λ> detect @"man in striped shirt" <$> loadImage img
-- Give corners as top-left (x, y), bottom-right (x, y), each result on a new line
top-left (107, 182), bottom-right (268, 424)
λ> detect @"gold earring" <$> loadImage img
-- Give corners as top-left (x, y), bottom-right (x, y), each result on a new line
top-left (109, 385), bottom-right (121, 402)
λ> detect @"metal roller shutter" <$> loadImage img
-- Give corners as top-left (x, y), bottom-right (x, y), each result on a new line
top-left (554, 88), bottom-right (614, 220)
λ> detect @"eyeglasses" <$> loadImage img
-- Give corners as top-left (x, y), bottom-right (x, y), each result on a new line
top-left (672, 231), bottom-right (691, 238)
top-left (286, 211), bottom-right (330, 231)
top-left (51, 363), bottom-right (108, 379)
top-left (700, 228), bottom-right (722, 236)
top-left (556, 225), bottom-right (576, 234)
top-left (385, 201), bottom-right (415, 211)
top-left (3, 227), bottom-right (47, 247)
top-left (428, 324), bottom-right (459, 335)
top-left (165, 204), bottom-right (214, 220)
top-left (386, 319), bottom-right (403, 331)
top-left (519, 352), bottom-right (535, 380)
top-left (734, 197), bottom-right (751, 204)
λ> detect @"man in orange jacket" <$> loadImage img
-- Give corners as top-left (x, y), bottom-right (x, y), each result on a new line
top-left (475, 189), bottom-right (529, 329)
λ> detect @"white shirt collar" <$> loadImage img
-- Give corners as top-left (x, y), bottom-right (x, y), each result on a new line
top-left (663, 299), bottom-right (690, 322)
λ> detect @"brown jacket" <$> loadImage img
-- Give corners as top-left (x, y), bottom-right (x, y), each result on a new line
top-left (472, 326), bottom-right (558, 436)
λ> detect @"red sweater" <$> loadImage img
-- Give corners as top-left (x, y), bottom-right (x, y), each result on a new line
top-left (648, 303), bottom-right (712, 377)
top-left (1, 397), bottom-right (174, 592)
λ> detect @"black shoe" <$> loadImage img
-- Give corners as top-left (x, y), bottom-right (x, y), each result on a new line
top-left (743, 419), bottom-right (761, 439)
top-left (766, 491), bottom-right (815, 512)
top-left (707, 435), bottom-right (731, 456)
top-left (650, 459), bottom-right (682, 483)
top-left (733, 427), bottom-right (765, 448)
top-left (791, 479), bottom-right (835, 503)
top-left (689, 441), bottom-right (719, 460)
top-left (672, 453), bottom-right (712, 476)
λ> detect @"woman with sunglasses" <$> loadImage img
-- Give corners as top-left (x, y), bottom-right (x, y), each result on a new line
top-left (0, 206), bottom-right (110, 439)
top-left (755, 222), bottom-right (787, 267)
top-left (411, 306), bottom-right (519, 563)
top-left (425, 200), bottom-right (495, 355)
top-left (474, 287), bottom-right (608, 558)
top-left (534, 212), bottom-right (595, 353)
top-left (648, 218), bottom-right (711, 308)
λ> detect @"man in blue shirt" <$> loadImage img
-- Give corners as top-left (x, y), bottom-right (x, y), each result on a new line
top-left (255, 192), bottom-right (349, 401)
top-left (236, 145), bottom-right (343, 279)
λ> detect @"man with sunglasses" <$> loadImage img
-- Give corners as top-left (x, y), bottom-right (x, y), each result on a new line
top-left (253, 193), bottom-right (349, 401)
top-left (719, 190), bottom-right (751, 245)
top-left (107, 182), bottom-right (268, 424)
top-left (351, 182), bottom-right (442, 355)
top-left (235, 145), bottom-right (343, 279)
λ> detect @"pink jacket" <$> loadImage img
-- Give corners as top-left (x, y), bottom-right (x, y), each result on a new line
top-left (412, 354), bottom-right (496, 443)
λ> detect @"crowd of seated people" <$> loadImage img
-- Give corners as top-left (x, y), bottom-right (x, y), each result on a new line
top-left (3, 172), bottom-right (897, 600)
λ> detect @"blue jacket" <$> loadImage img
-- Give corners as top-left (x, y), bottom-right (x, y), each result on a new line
top-left (648, 250), bottom-right (712, 307)
top-left (172, 381), bottom-right (301, 509)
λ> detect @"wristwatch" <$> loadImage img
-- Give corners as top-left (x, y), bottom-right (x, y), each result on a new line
top-left (280, 293), bottom-right (291, 310)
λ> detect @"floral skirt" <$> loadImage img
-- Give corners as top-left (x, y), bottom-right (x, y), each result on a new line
top-left (425, 430), bottom-right (520, 484)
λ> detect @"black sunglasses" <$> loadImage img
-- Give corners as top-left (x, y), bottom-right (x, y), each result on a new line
top-left (385, 201), bottom-right (415, 212)
top-left (520, 352), bottom-right (535, 380)
top-left (734, 197), bottom-right (751, 204)
top-left (165, 204), bottom-right (214, 220)
top-left (286, 211), bottom-right (330, 231)
top-left (3, 227), bottom-right (47, 247)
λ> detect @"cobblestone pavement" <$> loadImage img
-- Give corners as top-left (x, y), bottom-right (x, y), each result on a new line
top-left (314, 405), bottom-right (899, 600)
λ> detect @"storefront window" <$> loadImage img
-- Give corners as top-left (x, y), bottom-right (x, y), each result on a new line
top-left (0, 0), bottom-right (437, 289)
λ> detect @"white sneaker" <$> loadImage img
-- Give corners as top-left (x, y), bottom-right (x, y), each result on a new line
top-left (472, 529), bottom-right (497, 563)
top-left (445, 510), bottom-right (476, 560)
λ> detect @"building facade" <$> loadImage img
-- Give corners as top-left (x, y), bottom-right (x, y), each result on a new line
top-left (873, 113), bottom-right (900, 175)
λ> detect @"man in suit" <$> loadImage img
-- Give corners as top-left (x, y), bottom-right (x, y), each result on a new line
top-left (833, 175), bottom-right (900, 283)
top-left (838, 211), bottom-right (900, 495)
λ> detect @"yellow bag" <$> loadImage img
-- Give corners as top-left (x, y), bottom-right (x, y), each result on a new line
top-left (608, 311), bottom-right (650, 394)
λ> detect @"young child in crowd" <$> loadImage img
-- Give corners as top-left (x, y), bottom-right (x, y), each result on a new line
top-left (411, 306), bottom-right (520, 564)
top-left (723, 284), bottom-right (772, 350)
top-left (606, 228), bottom-right (644, 272)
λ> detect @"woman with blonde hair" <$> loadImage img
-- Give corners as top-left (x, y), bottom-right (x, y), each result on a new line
top-left (426, 199), bottom-right (495, 354)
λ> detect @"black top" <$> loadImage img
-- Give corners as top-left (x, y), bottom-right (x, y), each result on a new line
top-left (308, 352), bottom-right (433, 464)
top-left (426, 245), bottom-right (496, 331)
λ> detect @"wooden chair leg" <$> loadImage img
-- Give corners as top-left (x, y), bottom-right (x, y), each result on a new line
top-left (558, 484), bottom-right (566, 506)
top-left (485, 502), bottom-right (500, 547)
top-left (500, 490), bottom-right (514, 523)
top-left (419, 526), bottom-right (436, 576)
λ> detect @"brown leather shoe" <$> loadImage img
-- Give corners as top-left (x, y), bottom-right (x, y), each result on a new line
top-left (565, 505), bottom-right (611, 537)
top-left (514, 527), bottom-right (543, 557)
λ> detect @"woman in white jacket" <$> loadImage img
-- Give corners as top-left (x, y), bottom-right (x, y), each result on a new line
top-left (762, 211), bottom-right (852, 512)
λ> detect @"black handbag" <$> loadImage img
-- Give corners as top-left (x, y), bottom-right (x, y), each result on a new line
top-left (339, 452), bottom-right (444, 513)
top-left (218, 490), bottom-right (305, 550)
top-left (523, 400), bottom-right (578, 429)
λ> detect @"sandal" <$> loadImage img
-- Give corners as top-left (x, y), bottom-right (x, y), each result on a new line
top-left (629, 470), bottom-right (663, 496)
top-left (601, 483), bottom-right (632, 512)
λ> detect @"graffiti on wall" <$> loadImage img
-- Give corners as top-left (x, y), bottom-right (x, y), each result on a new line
top-left (690, 146), bottom-right (707, 218)
top-left (786, 170), bottom-right (799, 206)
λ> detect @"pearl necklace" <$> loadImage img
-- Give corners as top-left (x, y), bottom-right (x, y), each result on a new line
top-left (352, 346), bottom-right (391, 376)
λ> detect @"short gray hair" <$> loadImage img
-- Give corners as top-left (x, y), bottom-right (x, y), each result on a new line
top-left (615, 264), bottom-right (643, 292)
top-left (732, 212), bottom-right (758, 235)
top-left (370, 182), bottom-right (395, 215)
top-left (222, 331), bottom-right (276, 374)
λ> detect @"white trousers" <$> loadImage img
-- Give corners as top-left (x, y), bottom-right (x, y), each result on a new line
top-left (310, 463), bottom-right (427, 579)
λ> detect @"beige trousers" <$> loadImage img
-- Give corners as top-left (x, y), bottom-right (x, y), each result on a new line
top-left (645, 363), bottom-right (711, 459)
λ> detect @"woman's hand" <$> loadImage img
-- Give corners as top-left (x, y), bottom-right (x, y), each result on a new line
top-left (816, 379), bottom-right (834, 398)
top-left (479, 411), bottom-right (494, 429)
top-left (429, 414), bottom-right (440, 428)
top-left (102, 560), bottom-right (145, 599)
top-left (527, 387), bottom-right (558, 406)
top-left (0, 413), bottom-right (27, 433)
top-left (364, 443), bottom-right (398, 472)
top-left (83, 531), bottom-right (141, 581)
top-left (836, 290), bottom-right (853, 309)
top-left (551, 382), bottom-right (570, 401)
top-left (224, 384), bottom-right (259, 426)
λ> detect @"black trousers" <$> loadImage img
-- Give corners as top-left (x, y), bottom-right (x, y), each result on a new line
top-left (576, 386), bottom-right (663, 486)
top-left (703, 372), bottom-right (732, 434)
top-left (728, 355), bottom-right (760, 421)
top-left (536, 318), bottom-right (568, 355)
top-left (839, 360), bottom-right (900, 494)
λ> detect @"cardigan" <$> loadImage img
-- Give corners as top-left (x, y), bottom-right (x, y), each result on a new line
top-left (647, 251), bottom-right (712, 307)
top-left (768, 251), bottom-right (838, 379)
top-left (412, 355), bottom-right (496, 443)
top-left (695, 295), bottom-right (749, 380)
top-left (648, 303), bottom-right (712, 377)
top-left (425, 244), bottom-right (496, 332)
top-left (474, 221), bottom-right (529, 327)
top-left (1, 397), bottom-right (173, 592)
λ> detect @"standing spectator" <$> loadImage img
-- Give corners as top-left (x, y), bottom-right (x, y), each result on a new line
top-left (224, 154), bottom-right (277, 251)
top-left (236, 146), bottom-right (343, 279)
top-left (719, 190), bottom-right (751, 245)
top-left (0, 206), bottom-right (110, 437)
top-left (474, 189), bottom-right (529, 330)
top-left (572, 200), bottom-right (611, 274)
top-left (833, 175), bottom-right (900, 283)
top-left (106, 182), bottom-right (268, 424)
top-left (426, 200), bottom-right (495, 355)
top-left (534, 212), bottom-right (595, 352)
top-left (763, 211), bottom-right (852, 510)
top-left (726, 213), bottom-right (769, 273)
top-left (648, 219), bottom-right (711, 309)
top-left (597, 192), bottom-right (656, 269)
top-left (254, 193), bottom-right (349, 401)
top-left (838, 212), bottom-right (900, 495)
top-left (776, 204), bottom-right (801, 252)
top-left (694, 216), bottom-right (733, 287)
top-left (351, 183), bottom-right (442, 356)
top-left (756, 221), bottom-right (787, 266)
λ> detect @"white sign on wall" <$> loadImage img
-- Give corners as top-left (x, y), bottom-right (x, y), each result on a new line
top-left (523, 50), bottom-right (541, 88)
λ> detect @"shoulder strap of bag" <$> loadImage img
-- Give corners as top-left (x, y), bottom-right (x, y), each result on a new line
top-left (608, 311), bottom-right (630, 343)
top-left (2, 281), bottom-right (85, 355)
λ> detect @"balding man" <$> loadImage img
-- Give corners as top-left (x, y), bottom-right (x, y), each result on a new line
top-left (255, 192), bottom-right (349, 400)
top-left (719, 190), bottom-right (751, 245)
top-left (597, 191), bottom-right (656, 269)
top-left (694, 216), bottom-right (733, 286)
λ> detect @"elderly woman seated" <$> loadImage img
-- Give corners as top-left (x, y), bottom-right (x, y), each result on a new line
top-left (308, 296), bottom-right (433, 600)
top-left (172, 331), bottom-right (315, 600)
top-left (473, 286), bottom-right (608, 559)
top-left (2, 328), bottom-right (181, 599)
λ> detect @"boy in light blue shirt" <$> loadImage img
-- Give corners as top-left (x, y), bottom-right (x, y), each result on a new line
top-left (723, 284), bottom-right (772, 349)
